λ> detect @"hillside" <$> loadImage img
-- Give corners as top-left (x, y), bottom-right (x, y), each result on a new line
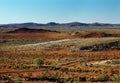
top-left (7, 27), bottom-right (60, 33)
top-left (1, 37), bottom-right (120, 51)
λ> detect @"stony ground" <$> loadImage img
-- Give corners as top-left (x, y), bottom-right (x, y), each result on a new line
top-left (1, 37), bottom-right (120, 52)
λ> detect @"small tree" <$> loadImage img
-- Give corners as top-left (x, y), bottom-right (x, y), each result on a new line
top-left (33, 58), bottom-right (43, 68)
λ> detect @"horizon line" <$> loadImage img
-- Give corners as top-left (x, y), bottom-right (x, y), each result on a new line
top-left (0, 21), bottom-right (120, 25)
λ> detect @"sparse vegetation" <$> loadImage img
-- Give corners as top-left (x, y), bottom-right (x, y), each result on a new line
top-left (0, 27), bottom-right (120, 82)
top-left (33, 58), bottom-right (43, 68)
top-left (94, 74), bottom-right (109, 82)
top-left (112, 74), bottom-right (120, 82)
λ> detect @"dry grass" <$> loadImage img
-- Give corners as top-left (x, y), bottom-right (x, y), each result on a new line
top-left (0, 28), bottom-right (120, 82)
top-left (1, 37), bottom-right (119, 51)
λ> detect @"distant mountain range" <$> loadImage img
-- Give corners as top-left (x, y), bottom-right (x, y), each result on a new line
top-left (0, 22), bottom-right (120, 28)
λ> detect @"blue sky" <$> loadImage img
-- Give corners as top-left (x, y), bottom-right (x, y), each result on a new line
top-left (0, 0), bottom-right (120, 24)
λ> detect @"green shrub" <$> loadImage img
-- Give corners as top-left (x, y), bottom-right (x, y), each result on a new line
top-left (33, 58), bottom-right (43, 68)
top-left (12, 64), bottom-right (19, 69)
top-left (52, 73), bottom-right (59, 79)
top-left (88, 75), bottom-right (109, 82)
top-left (88, 77), bottom-right (95, 82)
top-left (38, 73), bottom-right (46, 79)
top-left (94, 75), bottom-right (109, 82)
top-left (12, 64), bottom-right (29, 69)
top-left (112, 74), bottom-right (120, 82)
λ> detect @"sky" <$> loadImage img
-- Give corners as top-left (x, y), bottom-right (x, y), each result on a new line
top-left (0, 0), bottom-right (120, 24)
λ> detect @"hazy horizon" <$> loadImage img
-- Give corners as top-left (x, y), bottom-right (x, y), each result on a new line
top-left (0, 0), bottom-right (120, 24)
top-left (0, 21), bottom-right (120, 25)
